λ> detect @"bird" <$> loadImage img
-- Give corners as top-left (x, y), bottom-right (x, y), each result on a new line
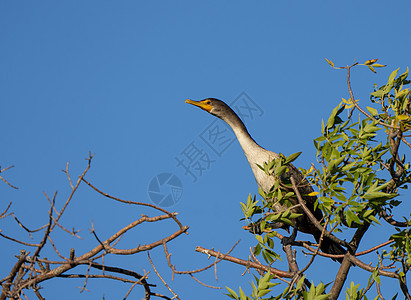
top-left (185, 98), bottom-right (346, 262)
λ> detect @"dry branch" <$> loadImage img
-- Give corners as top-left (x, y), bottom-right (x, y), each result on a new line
top-left (195, 246), bottom-right (293, 279)
top-left (0, 156), bottom-right (198, 299)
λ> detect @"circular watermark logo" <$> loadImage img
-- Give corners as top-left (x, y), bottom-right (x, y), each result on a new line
top-left (148, 172), bottom-right (183, 207)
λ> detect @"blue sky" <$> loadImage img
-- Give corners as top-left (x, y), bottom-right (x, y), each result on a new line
top-left (1, 1), bottom-right (411, 299)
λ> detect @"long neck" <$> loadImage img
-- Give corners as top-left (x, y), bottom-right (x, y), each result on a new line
top-left (221, 111), bottom-right (265, 162)
top-left (219, 108), bottom-right (279, 192)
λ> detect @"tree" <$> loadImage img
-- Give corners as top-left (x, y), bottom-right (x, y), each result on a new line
top-left (197, 60), bottom-right (411, 299)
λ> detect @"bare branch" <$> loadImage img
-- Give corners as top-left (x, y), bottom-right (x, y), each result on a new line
top-left (164, 240), bottom-right (240, 275)
top-left (0, 156), bottom-right (195, 299)
top-left (0, 202), bottom-right (12, 219)
top-left (51, 153), bottom-right (94, 230)
top-left (147, 251), bottom-right (181, 300)
top-left (196, 246), bottom-right (293, 278)
top-left (348, 255), bottom-right (398, 279)
top-left (0, 165), bottom-right (19, 189)
top-left (0, 250), bottom-right (27, 300)
top-left (290, 176), bottom-right (349, 248)
top-left (380, 209), bottom-right (408, 227)
top-left (188, 274), bottom-right (221, 289)
top-left (299, 219), bottom-right (329, 274)
top-left (31, 191), bottom-right (56, 261)
top-left (0, 232), bottom-right (40, 247)
top-left (123, 271), bottom-right (150, 300)
top-left (81, 178), bottom-right (185, 230)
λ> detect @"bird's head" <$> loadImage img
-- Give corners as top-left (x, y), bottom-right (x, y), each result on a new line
top-left (185, 98), bottom-right (232, 120)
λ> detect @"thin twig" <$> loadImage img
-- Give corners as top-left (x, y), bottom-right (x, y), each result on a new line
top-left (12, 212), bottom-right (48, 237)
top-left (62, 162), bottom-right (74, 190)
top-left (81, 178), bottom-right (184, 230)
top-left (290, 176), bottom-right (349, 248)
top-left (0, 165), bottom-right (18, 189)
top-left (47, 236), bottom-right (68, 260)
top-left (345, 64), bottom-right (395, 129)
top-left (147, 251), bottom-right (181, 300)
top-left (0, 232), bottom-right (40, 247)
top-left (300, 219), bottom-right (329, 274)
top-left (79, 263), bottom-right (92, 293)
top-left (164, 240), bottom-right (240, 275)
top-left (51, 153), bottom-right (94, 231)
top-left (196, 246), bottom-right (293, 278)
top-left (123, 271), bottom-right (150, 300)
top-left (188, 274), bottom-right (221, 289)
top-left (376, 283), bottom-right (385, 300)
top-left (0, 202), bottom-right (12, 219)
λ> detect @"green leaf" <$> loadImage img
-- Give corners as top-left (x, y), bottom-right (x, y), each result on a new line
top-left (397, 114), bottom-right (410, 121)
top-left (296, 275), bottom-right (306, 290)
top-left (363, 209), bottom-right (373, 218)
top-left (255, 235), bottom-right (264, 244)
top-left (363, 124), bottom-right (380, 133)
top-left (396, 89), bottom-right (410, 100)
top-left (284, 192), bottom-right (295, 198)
top-left (253, 244), bottom-right (262, 255)
top-left (368, 65), bottom-right (376, 73)
top-left (225, 287), bottom-right (239, 299)
top-left (368, 215), bottom-right (381, 225)
top-left (307, 281), bottom-right (316, 299)
top-left (239, 287), bottom-right (247, 300)
top-left (258, 187), bottom-right (266, 198)
top-left (371, 89), bottom-right (384, 98)
top-left (363, 191), bottom-right (397, 201)
top-left (262, 249), bottom-right (275, 264)
top-left (387, 68), bottom-right (399, 87)
top-left (326, 103), bottom-right (343, 129)
top-left (278, 216), bottom-right (295, 227)
top-left (274, 165), bottom-right (288, 176)
top-left (342, 160), bottom-right (357, 171)
top-left (366, 106), bottom-right (378, 116)
top-left (240, 202), bottom-right (248, 216)
top-left (374, 180), bottom-right (391, 192)
top-left (285, 152), bottom-right (302, 164)
top-left (256, 289), bottom-right (271, 297)
top-left (316, 282), bottom-right (325, 295)
top-left (266, 212), bottom-right (280, 222)
top-left (372, 268), bottom-right (381, 284)
top-left (316, 296), bottom-right (331, 300)
top-left (288, 213), bottom-right (303, 219)
top-left (347, 209), bottom-right (362, 227)
top-left (259, 271), bottom-right (271, 289)
top-left (398, 67), bottom-right (409, 82)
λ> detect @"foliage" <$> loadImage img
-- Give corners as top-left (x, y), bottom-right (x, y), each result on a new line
top-left (234, 59), bottom-right (411, 299)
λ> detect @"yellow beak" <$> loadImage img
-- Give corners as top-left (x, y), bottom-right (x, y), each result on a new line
top-left (185, 99), bottom-right (213, 113)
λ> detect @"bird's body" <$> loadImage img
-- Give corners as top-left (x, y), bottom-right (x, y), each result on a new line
top-left (186, 98), bottom-right (346, 262)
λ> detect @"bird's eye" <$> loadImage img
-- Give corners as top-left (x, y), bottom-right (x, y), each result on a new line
top-left (206, 101), bottom-right (211, 104)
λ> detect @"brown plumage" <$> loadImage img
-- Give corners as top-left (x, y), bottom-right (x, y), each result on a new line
top-left (186, 98), bottom-right (346, 262)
